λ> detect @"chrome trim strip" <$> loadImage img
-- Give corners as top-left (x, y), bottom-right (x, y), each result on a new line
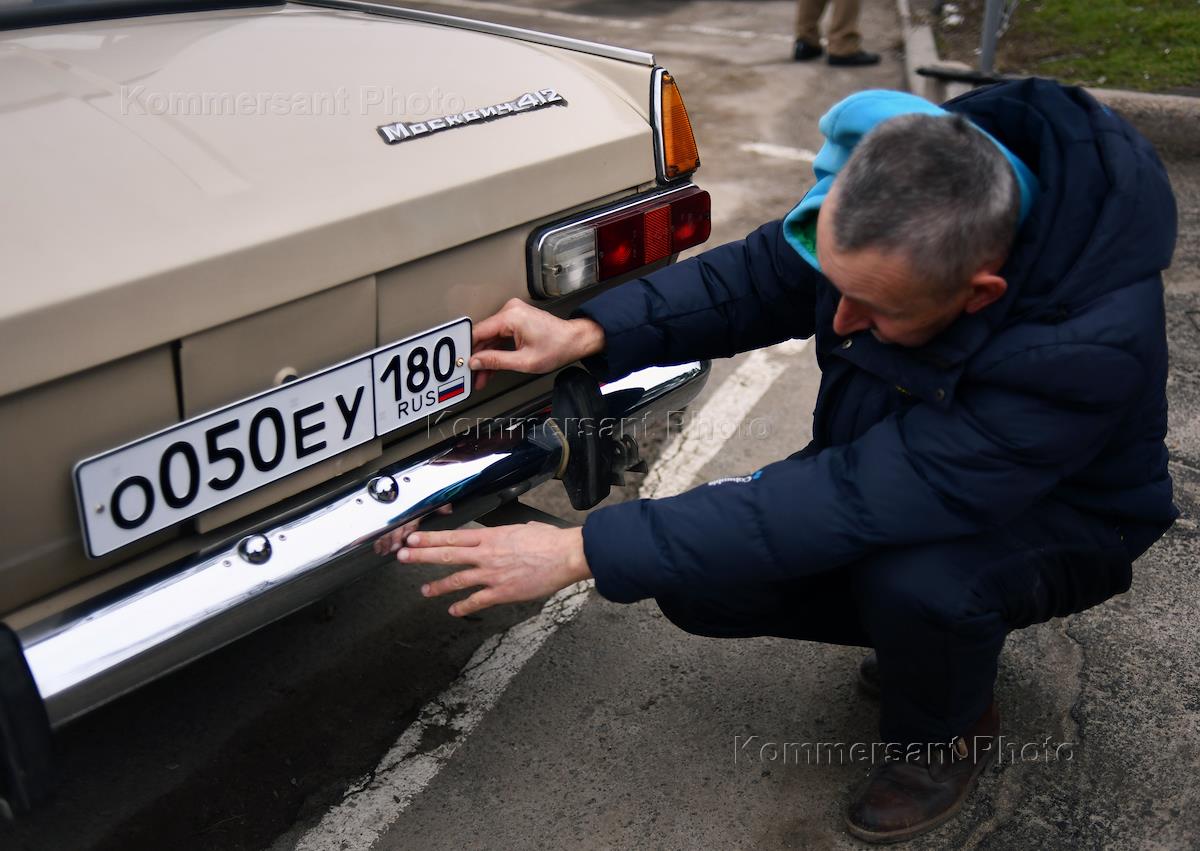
top-left (651, 67), bottom-right (668, 184)
top-left (527, 183), bottom-right (701, 298)
top-left (288, 0), bottom-right (655, 66)
top-left (20, 361), bottom-right (708, 727)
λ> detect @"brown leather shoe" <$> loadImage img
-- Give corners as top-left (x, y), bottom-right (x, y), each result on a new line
top-left (846, 702), bottom-right (999, 844)
top-left (827, 49), bottom-right (881, 67)
top-left (793, 39), bottom-right (824, 61)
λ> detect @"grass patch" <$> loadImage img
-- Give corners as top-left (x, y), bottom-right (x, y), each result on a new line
top-left (935, 0), bottom-right (1200, 93)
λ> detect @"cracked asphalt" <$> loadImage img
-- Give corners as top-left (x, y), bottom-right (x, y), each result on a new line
top-left (4, 1), bottom-right (1198, 849)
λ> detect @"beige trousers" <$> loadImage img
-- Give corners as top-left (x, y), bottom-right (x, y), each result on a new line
top-left (795, 0), bottom-right (862, 56)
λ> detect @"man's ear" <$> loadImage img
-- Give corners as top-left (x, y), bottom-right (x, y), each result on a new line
top-left (964, 270), bottom-right (1007, 314)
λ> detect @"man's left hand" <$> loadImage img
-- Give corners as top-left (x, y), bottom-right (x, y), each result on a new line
top-left (398, 523), bottom-right (592, 617)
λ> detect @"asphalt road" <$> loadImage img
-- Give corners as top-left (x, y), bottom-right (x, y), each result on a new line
top-left (6, 0), bottom-right (1200, 849)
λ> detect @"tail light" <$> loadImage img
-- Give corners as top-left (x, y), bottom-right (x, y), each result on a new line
top-left (528, 185), bottom-right (712, 298)
top-left (652, 68), bottom-right (700, 183)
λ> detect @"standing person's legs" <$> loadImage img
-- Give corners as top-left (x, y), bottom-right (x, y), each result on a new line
top-left (825, 0), bottom-right (863, 57)
top-left (794, 0), bottom-right (830, 50)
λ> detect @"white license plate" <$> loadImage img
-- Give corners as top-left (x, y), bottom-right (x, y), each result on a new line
top-left (75, 317), bottom-right (472, 557)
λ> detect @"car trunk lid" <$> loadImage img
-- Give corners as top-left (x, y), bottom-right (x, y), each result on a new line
top-left (0, 2), bottom-right (655, 397)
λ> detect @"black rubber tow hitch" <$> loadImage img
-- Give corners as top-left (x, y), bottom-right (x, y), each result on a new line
top-left (550, 367), bottom-right (648, 510)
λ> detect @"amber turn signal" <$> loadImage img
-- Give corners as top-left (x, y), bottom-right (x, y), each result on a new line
top-left (654, 69), bottom-right (701, 182)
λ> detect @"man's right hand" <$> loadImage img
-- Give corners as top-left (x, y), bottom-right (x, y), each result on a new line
top-left (469, 298), bottom-right (606, 390)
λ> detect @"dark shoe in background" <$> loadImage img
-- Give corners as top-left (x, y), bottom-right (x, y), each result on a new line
top-left (846, 701), bottom-right (1000, 844)
top-left (858, 652), bottom-right (881, 698)
top-left (828, 50), bottom-right (881, 67)
top-left (793, 39), bottom-right (824, 61)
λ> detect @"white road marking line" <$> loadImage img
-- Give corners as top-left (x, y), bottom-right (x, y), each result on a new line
top-left (294, 581), bottom-right (592, 851)
top-left (738, 141), bottom-right (818, 163)
top-left (409, 0), bottom-right (792, 42)
top-left (294, 338), bottom-right (809, 850)
top-left (641, 337), bottom-right (810, 498)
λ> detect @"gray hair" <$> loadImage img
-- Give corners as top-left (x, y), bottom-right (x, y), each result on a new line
top-left (832, 112), bottom-right (1020, 293)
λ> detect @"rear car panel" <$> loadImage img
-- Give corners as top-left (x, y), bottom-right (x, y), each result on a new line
top-left (0, 0), bottom-right (711, 811)
top-left (0, 1), bottom-right (663, 598)
top-left (0, 2), bottom-right (658, 397)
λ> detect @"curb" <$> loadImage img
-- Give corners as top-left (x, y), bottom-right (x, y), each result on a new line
top-left (1088, 89), bottom-right (1200, 160)
top-left (895, 0), bottom-right (1200, 159)
top-left (895, 0), bottom-right (970, 102)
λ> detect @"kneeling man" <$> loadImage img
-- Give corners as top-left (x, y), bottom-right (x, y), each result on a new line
top-left (395, 80), bottom-right (1178, 842)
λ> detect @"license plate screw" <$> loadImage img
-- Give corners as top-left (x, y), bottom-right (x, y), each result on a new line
top-left (367, 475), bottom-right (400, 504)
top-left (95, 504), bottom-right (105, 514)
top-left (238, 534), bottom-right (272, 565)
top-left (456, 357), bottom-right (465, 367)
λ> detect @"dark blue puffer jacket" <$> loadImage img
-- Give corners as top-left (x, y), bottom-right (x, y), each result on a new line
top-left (574, 79), bottom-right (1178, 605)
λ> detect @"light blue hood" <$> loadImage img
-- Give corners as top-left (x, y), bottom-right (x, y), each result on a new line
top-left (781, 90), bottom-right (1039, 270)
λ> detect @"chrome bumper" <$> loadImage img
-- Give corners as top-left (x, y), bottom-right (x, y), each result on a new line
top-left (18, 362), bottom-right (707, 727)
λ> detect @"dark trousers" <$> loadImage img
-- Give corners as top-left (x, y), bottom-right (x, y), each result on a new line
top-left (655, 499), bottom-right (1133, 744)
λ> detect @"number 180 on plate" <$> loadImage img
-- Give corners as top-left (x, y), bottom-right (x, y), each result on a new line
top-left (372, 317), bottom-right (473, 436)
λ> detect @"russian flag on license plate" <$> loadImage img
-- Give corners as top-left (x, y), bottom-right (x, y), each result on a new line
top-left (437, 378), bottom-right (466, 403)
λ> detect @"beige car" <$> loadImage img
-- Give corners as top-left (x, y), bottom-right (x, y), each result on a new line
top-left (0, 0), bottom-right (711, 812)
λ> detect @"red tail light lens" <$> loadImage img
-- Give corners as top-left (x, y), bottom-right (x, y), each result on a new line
top-left (530, 186), bottom-right (712, 298)
top-left (597, 216), bottom-right (644, 280)
top-left (669, 190), bottom-right (712, 251)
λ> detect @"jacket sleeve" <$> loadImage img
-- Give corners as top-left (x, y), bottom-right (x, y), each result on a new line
top-left (582, 342), bottom-right (1146, 603)
top-left (571, 219), bottom-right (819, 380)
